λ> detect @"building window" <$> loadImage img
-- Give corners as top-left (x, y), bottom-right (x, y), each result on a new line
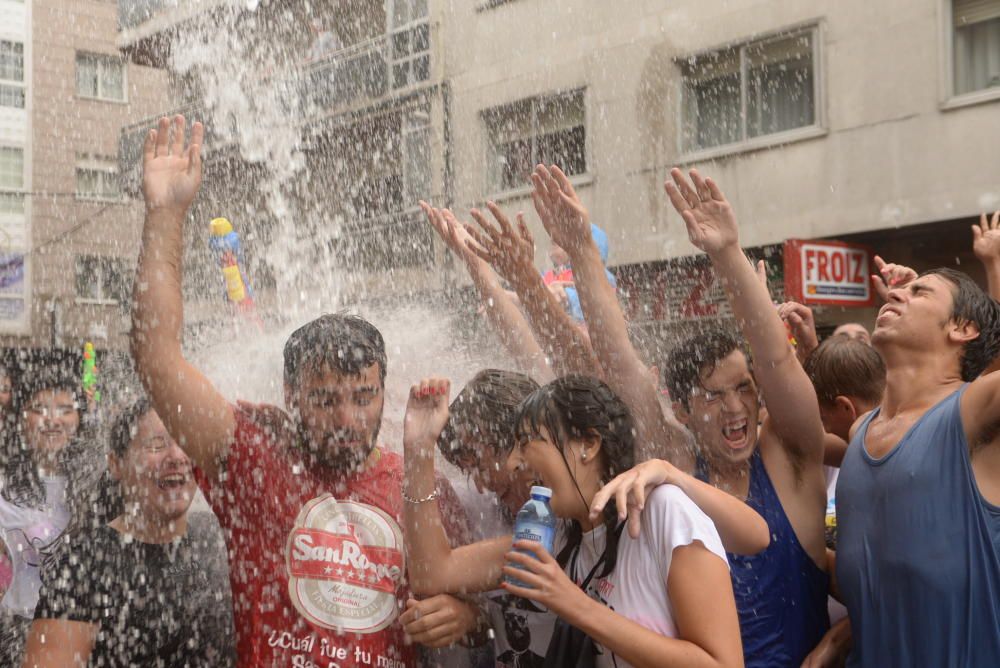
top-left (680, 27), bottom-right (818, 153)
top-left (484, 89), bottom-right (587, 193)
top-left (75, 255), bottom-right (129, 303)
top-left (953, 0), bottom-right (1000, 96)
top-left (389, 0), bottom-right (430, 89)
top-left (76, 53), bottom-right (126, 102)
top-left (0, 41), bottom-right (25, 109)
top-left (76, 158), bottom-right (121, 201)
top-left (0, 147), bottom-right (24, 215)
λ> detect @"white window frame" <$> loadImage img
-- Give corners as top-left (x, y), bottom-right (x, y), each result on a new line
top-left (0, 146), bottom-right (25, 218)
top-left (74, 255), bottom-right (127, 305)
top-left (75, 52), bottom-right (128, 103)
top-left (676, 21), bottom-right (826, 163)
top-left (482, 88), bottom-right (589, 197)
top-left (0, 40), bottom-right (25, 109)
top-left (388, 0), bottom-right (431, 90)
top-left (940, 0), bottom-right (1000, 109)
top-left (75, 156), bottom-right (121, 202)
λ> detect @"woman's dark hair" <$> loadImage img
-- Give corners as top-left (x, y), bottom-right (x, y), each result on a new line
top-left (2, 354), bottom-right (91, 510)
top-left (437, 369), bottom-right (540, 469)
top-left (921, 268), bottom-right (1000, 381)
top-left (514, 374), bottom-right (636, 578)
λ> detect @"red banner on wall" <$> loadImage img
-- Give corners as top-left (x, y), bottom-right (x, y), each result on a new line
top-left (783, 239), bottom-right (875, 307)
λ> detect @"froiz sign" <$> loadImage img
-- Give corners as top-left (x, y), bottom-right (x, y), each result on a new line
top-left (783, 239), bottom-right (875, 307)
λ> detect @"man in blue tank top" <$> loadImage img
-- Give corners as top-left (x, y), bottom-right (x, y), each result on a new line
top-left (837, 266), bottom-right (1000, 667)
top-left (594, 170), bottom-right (833, 667)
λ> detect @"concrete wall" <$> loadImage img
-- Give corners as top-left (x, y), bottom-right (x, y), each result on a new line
top-left (438, 0), bottom-right (1000, 269)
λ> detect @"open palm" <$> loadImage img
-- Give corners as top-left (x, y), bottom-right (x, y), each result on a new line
top-left (973, 212), bottom-right (1000, 263)
top-left (142, 115), bottom-right (204, 213)
top-left (664, 168), bottom-right (739, 255)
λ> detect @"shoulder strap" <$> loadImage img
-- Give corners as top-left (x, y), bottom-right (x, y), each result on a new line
top-left (579, 522), bottom-right (625, 590)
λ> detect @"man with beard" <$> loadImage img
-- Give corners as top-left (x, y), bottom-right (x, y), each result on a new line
top-left (131, 116), bottom-right (466, 667)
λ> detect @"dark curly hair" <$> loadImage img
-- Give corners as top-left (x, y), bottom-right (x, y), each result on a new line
top-left (514, 374), bottom-right (635, 578)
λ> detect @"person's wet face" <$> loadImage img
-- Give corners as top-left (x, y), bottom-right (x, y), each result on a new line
top-left (23, 389), bottom-right (80, 466)
top-left (872, 275), bottom-right (955, 349)
top-left (676, 350), bottom-right (759, 470)
top-left (112, 411), bottom-right (196, 526)
top-left (451, 430), bottom-right (528, 516)
top-left (833, 323), bottom-right (871, 345)
top-left (289, 362), bottom-right (384, 473)
top-left (507, 426), bottom-right (597, 522)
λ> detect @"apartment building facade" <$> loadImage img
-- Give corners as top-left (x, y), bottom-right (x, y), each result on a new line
top-left (117, 0), bottom-right (1000, 345)
top-left (0, 0), bottom-right (167, 353)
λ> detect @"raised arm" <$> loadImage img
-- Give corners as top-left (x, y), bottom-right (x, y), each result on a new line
top-left (420, 202), bottom-right (551, 381)
top-left (402, 376), bottom-right (511, 596)
top-left (131, 116), bottom-right (234, 479)
top-left (531, 165), bottom-right (691, 467)
top-left (589, 458), bottom-right (769, 555)
top-left (777, 301), bottom-right (820, 365)
top-left (464, 202), bottom-right (599, 378)
top-left (973, 211), bottom-right (1000, 301)
top-left (664, 168), bottom-right (824, 463)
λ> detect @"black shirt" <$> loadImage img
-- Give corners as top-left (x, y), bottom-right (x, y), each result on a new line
top-left (34, 513), bottom-right (235, 667)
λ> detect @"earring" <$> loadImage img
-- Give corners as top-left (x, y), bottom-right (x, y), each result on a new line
top-left (581, 451), bottom-right (588, 462)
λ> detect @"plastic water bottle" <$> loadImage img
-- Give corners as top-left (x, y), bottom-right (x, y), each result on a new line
top-left (505, 486), bottom-right (557, 587)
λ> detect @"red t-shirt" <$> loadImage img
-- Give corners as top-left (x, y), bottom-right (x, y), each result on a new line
top-left (197, 405), bottom-right (468, 668)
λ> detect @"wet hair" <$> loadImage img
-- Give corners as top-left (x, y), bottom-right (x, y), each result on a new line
top-left (283, 313), bottom-right (387, 389)
top-left (922, 268), bottom-right (1000, 381)
top-left (514, 375), bottom-right (636, 578)
top-left (804, 337), bottom-right (886, 407)
top-left (1, 353), bottom-right (103, 560)
top-left (109, 397), bottom-right (153, 458)
top-left (665, 328), bottom-right (746, 410)
top-left (437, 369), bottom-right (540, 468)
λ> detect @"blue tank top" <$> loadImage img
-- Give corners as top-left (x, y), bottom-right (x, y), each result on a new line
top-left (837, 386), bottom-right (1000, 667)
top-left (697, 449), bottom-right (830, 667)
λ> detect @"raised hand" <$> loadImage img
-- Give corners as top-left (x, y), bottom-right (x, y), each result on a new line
top-left (871, 255), bottom-right (917, 302)
top-left (142, 115), bottom-right (204, 214)
top-left (777, 301), bottom-right (820, 362)
top-left (420, 202), bottom-right (486, 265)
top-left (530, 164), bottom-right (591, 253)
top-left (664, 168), bottom-right (739, 256)
top-left (465, 202), bottom-right (536, 286)
top-left (403, 377), bottom-right (451, 455)
top-left (972, 211), bottom-right (1000, 264)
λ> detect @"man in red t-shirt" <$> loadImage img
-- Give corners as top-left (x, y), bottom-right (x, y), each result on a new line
top-left (132, 116), bottom-right (474, 667)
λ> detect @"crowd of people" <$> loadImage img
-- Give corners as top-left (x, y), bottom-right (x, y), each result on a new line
top-left (1, 112), bottom-right (998, 668)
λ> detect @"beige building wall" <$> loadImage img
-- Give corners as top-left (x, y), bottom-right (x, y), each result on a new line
top-left (13, 0), bottom-right (169, 350)
top-left (440, 0), bottom-right (1000, 270)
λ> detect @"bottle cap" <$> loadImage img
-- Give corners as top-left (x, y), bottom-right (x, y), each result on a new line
top-left (530, 486), bottom-right (552, 499)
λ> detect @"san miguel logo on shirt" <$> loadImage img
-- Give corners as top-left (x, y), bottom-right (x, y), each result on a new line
top-left (286, 494), bottom-right (405, 633)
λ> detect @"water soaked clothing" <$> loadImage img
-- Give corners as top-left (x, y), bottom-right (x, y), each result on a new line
top-left (0, 475), bottom-right (70, 618)
top-left (196, 404), bottom-right (468, 668)
top-left (696, 450), bottom-right (830, 667)
top-left (837, 386), bottom-right (1000, 667)
top-left (34, 514), bottom-right (236, 667)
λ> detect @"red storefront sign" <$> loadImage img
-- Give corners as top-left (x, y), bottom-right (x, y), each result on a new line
top-left (783, 239), bottom-right (875, 307)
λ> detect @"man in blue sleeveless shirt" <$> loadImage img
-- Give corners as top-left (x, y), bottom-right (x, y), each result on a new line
top-left (837, 266), bottom-right (1000, 667)
top-left (589, 169), bottom-right (832, 667)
